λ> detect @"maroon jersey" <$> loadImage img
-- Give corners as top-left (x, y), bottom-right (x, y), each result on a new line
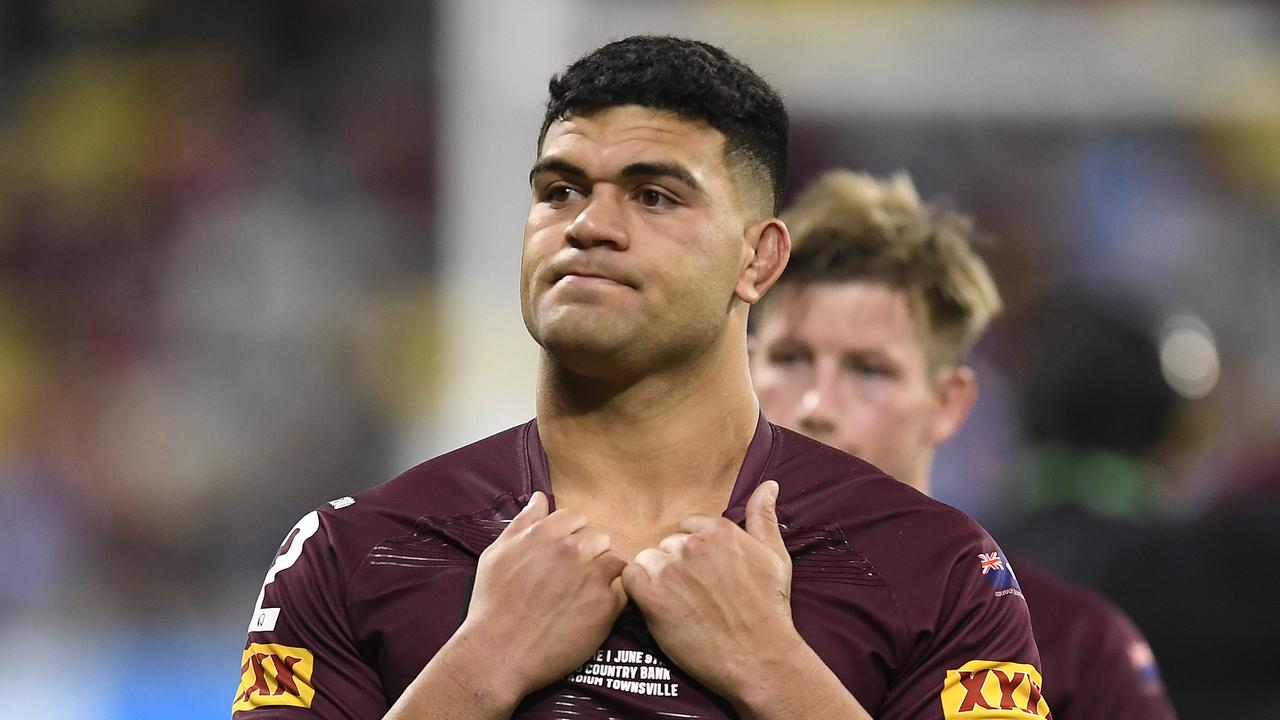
top-left (1009, 554), bottom-right (1176, 720)
top-left (233, 419), bottom-right (1050, 719)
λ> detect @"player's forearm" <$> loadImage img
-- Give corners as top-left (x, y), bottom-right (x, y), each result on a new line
top-left (383, 627), bottom-right (526, 720)
top-left (724, 633), bottom-right (873, 720)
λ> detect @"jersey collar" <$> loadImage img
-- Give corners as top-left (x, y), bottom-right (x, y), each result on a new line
top-left (522, 413), bottom-right (779, 523)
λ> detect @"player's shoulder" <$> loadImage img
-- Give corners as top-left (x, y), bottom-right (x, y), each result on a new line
top-left (1010, 553), bottom-right (1141, 637)
top-left (772, 424), bottom-right (988, 546)
top-left (291, 421), bottom-right (534, 568)
top-left (1010, 552), bottom-right (1168, 704)
top-left (771, 424), bottom-right (1013, 619)
top-left (348, 420), bottom-right (534, 517)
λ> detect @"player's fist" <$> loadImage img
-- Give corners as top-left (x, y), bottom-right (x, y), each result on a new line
top-left (459, 492), bottom-right (627, 696)
top-left (622, 481), bottom-right (798, 700)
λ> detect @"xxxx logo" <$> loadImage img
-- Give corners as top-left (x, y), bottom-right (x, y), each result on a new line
top-left (232, 643), bottom-right (316, 712)
top-left (940, 660), bottom-right (1052, 719)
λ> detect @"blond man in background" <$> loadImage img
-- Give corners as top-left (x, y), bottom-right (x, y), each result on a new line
top-left (751, 170), bottom-right (1178, 720)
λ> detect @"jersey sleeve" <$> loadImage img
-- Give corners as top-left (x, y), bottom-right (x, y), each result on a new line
top-left (878, 529), bottom-right (1051, 720)
top-left (231, 510), bottom-right (389, 719)
top-left (1074, 606), bottom-right (1177, 720)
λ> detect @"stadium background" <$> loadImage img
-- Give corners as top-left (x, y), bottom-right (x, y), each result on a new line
top-left (1, 1), bottom-right (1277, 717)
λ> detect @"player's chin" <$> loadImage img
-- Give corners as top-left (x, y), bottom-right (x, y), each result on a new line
top-left (541, 329), bottom-right (625, 359)
top-left (536, 323), bottom-right (641, 377)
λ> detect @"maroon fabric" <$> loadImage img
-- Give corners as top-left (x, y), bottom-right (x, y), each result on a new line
top-left (233, 418), bottom-right (1044, 719)
top-left (1010, 554), bottom-right (1177, 720)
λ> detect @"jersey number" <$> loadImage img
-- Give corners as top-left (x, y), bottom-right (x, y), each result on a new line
top-left (248, 511), bottom-right (321, 633)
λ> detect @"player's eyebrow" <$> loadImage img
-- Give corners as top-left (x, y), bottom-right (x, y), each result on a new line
top-left (528, 158), bottom-right (703, 195)
top-left (618, 162), bottom-right (703, 194)
top-left (529, 157), bottom-right (587, 186)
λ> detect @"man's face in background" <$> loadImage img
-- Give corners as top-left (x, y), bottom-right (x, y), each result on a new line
top-left (751, 281), bottom-right (960, 492)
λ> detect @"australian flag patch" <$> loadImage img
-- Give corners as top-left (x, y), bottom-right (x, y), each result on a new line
top-left (978, 551), bottom-right (1022, 597)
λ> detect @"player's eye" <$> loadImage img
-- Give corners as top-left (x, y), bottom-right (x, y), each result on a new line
top-left (637, 187), bottom-right (676, 209)
top-left (848, 360), bottom-right (893, 379)
top-left (768, 348), bottom-right (810, 366)
top-left (542, 184), bottom-right (583, 205)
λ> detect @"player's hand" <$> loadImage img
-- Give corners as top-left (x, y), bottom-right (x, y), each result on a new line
top-left (455, 492), bottom-right (627, 697)
top-left (621, 480), bottom-right (800, 702)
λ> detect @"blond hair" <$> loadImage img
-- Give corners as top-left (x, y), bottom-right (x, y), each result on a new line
top-left (761, 170), bottom-right (1002, 368)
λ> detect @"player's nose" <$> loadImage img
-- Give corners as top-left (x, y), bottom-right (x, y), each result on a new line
top-left (797, 385), bottom-right (838, 436)
top-left (566, 188), bottom-right (629, 251)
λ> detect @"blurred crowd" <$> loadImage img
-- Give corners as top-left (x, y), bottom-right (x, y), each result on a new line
top-left (1, 2), bottom-right (1277, 718)
top-left (1, 5), bottom-right (440, 714)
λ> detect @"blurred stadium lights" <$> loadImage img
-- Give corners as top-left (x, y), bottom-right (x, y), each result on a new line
top-left (1159, 314), bottom-right (1220, 400)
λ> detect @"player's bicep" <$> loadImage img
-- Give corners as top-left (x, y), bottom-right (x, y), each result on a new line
top-left (880, 548), bottom-right (1051, 720)
top-left (232, 511), bottom-right (388, 719)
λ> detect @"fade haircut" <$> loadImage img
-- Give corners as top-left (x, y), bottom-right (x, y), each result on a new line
top-left (538, 35), bottom-right (789, 216)
top-left (756, 170), bottom-right (1002, 369)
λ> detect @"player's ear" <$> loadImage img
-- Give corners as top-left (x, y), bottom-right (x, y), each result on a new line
top-left (735, 218), bottom-right (790, 305)
top-left (929, 364), bottom-right (977, 445)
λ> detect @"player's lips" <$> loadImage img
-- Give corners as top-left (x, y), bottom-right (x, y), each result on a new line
top-left (559, 273), bottom-right (624, 287)
top-left (547, 260), bottom-right (638, 288)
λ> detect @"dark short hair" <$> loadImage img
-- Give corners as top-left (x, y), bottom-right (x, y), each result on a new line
top-left (538, 35), bottom-right (789, 215)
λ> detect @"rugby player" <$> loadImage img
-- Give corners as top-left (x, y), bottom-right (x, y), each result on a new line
top-left (750, 169), bottom-right (1176, 719)
top-left (232, 37), bottom-right (1048, 719)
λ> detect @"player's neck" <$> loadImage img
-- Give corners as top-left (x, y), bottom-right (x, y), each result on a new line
top-left (885, 455), bottom-right (934, 497)
top-left (535, 334), bottom-right (759, 518)
top-left (915, 457), bottom-right (934, 498)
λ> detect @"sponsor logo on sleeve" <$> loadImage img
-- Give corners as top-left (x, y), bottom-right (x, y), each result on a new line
top-left (978, 551), bottom-right (1023, 598)
top-left (940, 660), bottom-right (1052, 719)
top-left (232, 643), bottom-right (316, 712)
top-left (249, 608), bottom-right (280, 633)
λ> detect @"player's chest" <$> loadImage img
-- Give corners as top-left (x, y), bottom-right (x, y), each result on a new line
top-left (346, 522), bottom-right (903, 715)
